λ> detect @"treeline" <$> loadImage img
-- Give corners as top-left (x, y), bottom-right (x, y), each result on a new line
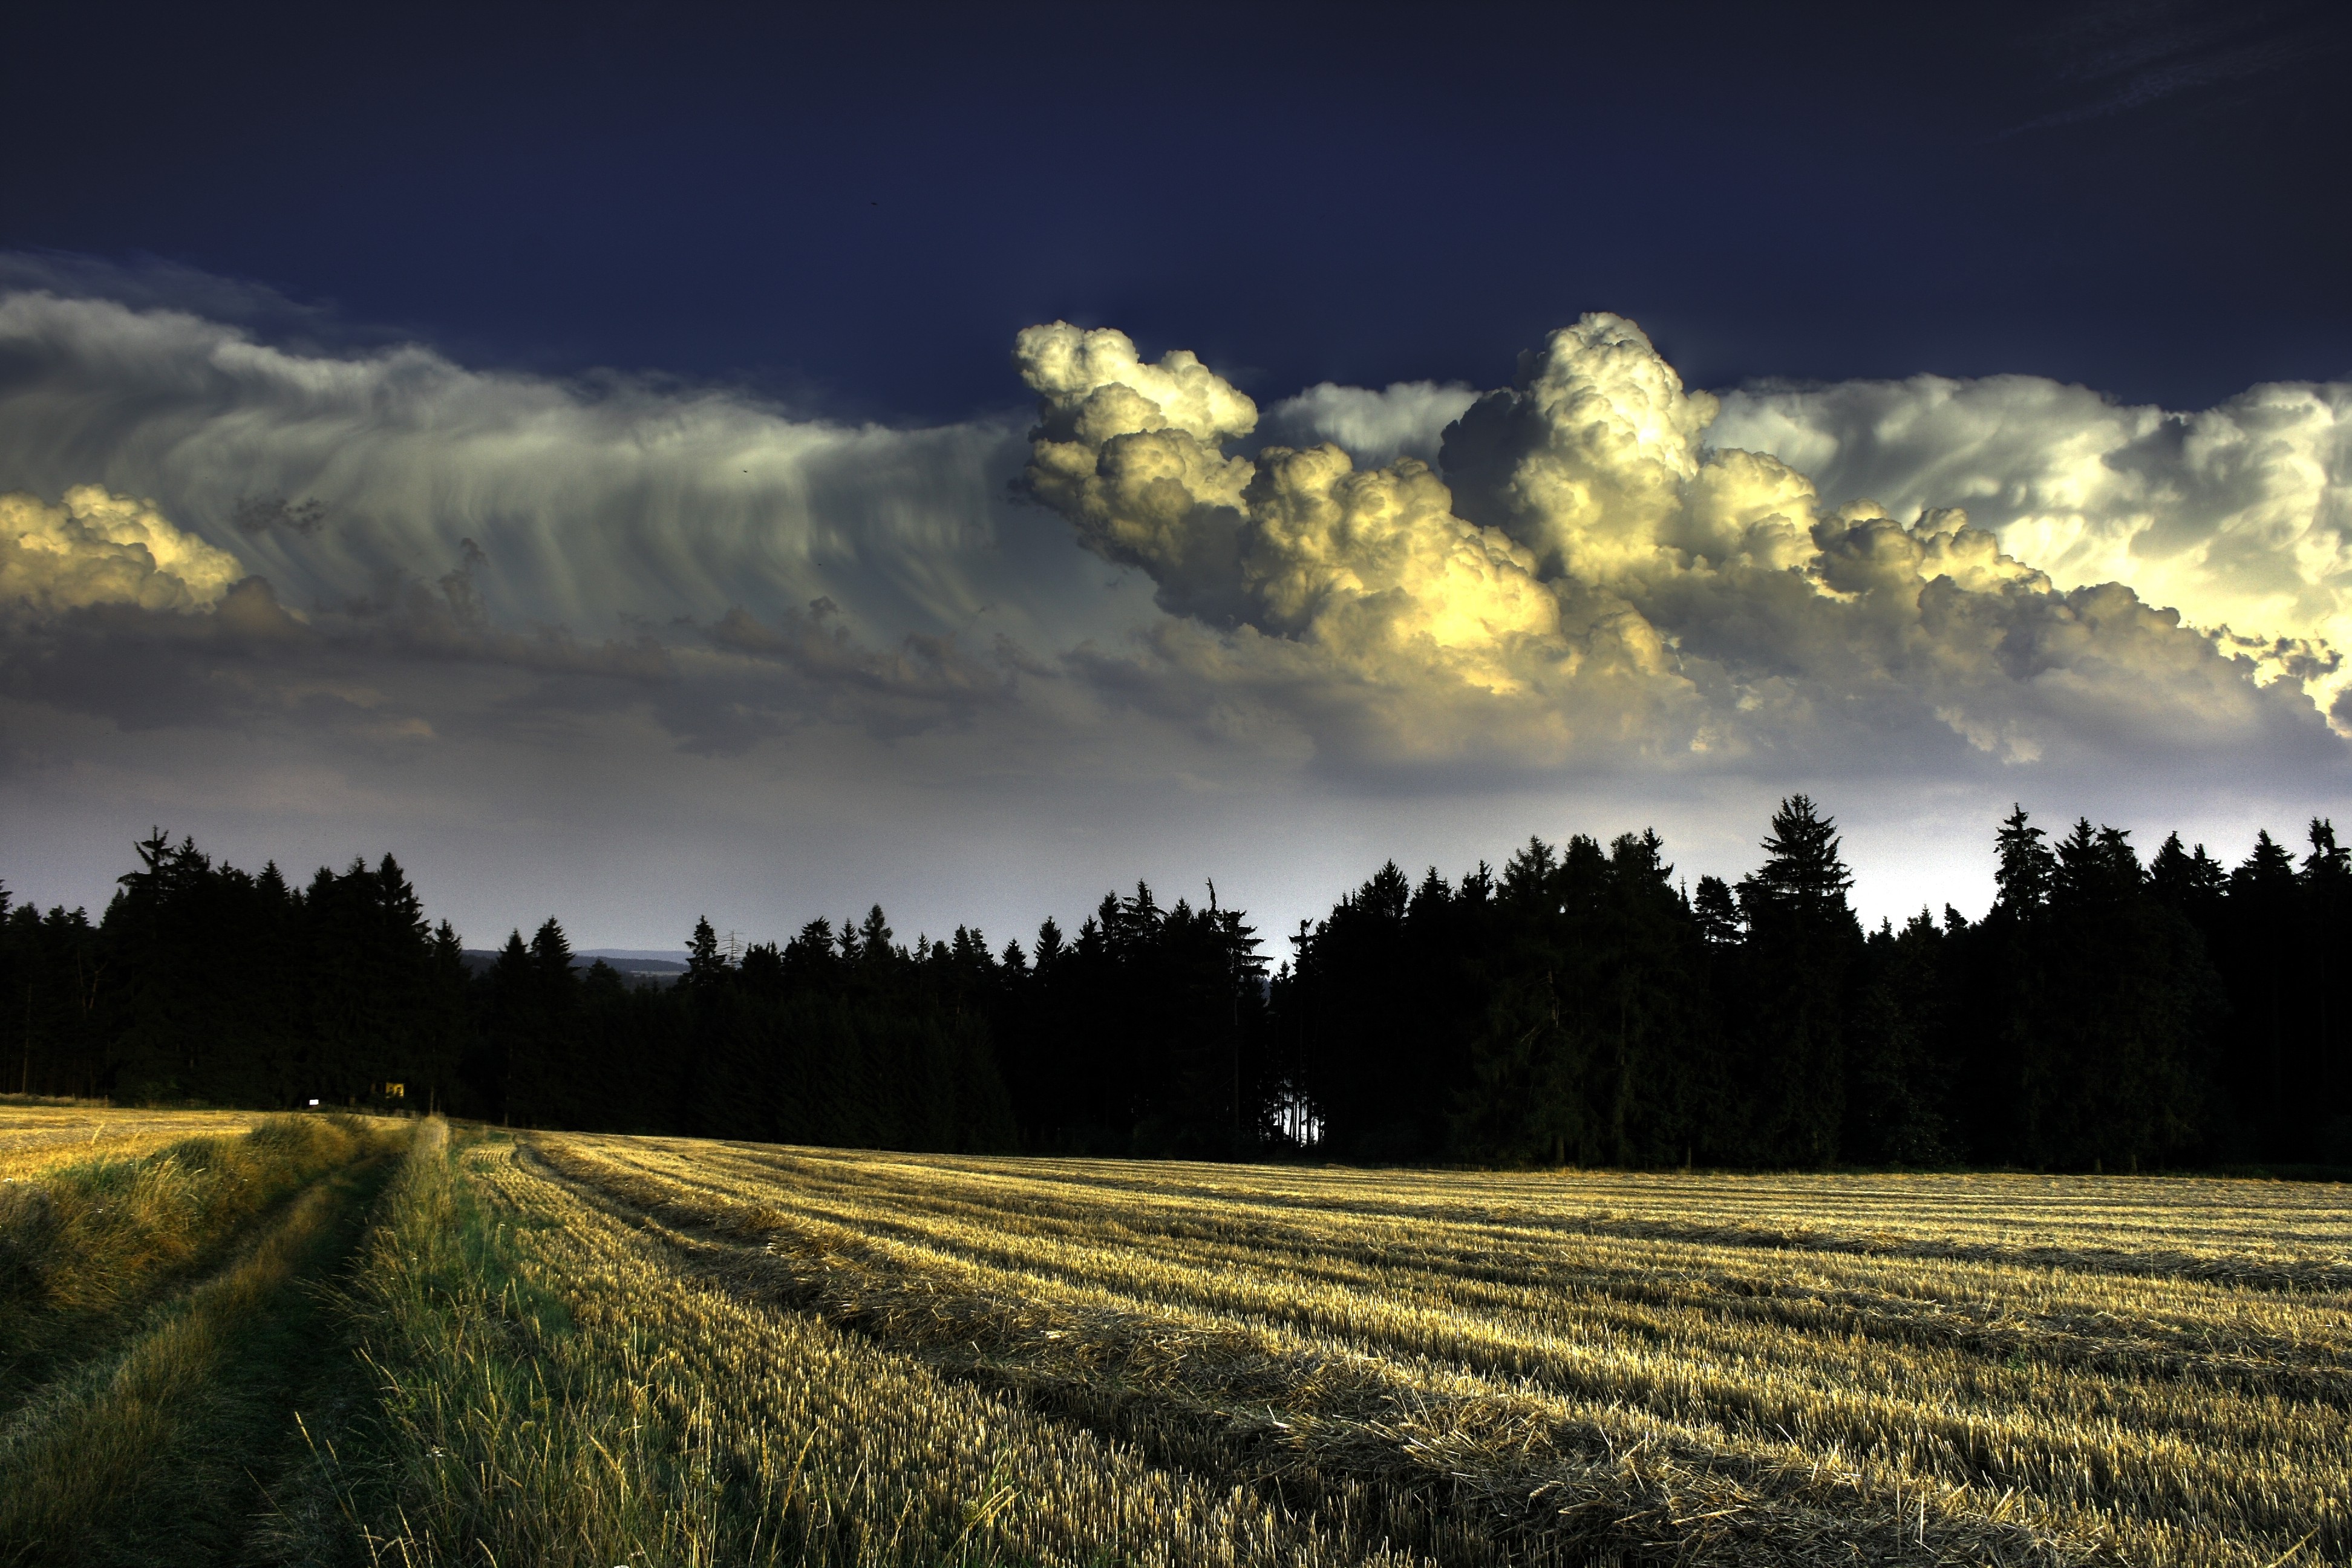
top-left (3, 803), bottom-right (2347, 1169)
top-left (1282, 803), bottom-right (2348, 1171)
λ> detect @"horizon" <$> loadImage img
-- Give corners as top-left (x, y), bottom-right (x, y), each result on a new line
top-left (4, 798), bottom-right (2334, 961)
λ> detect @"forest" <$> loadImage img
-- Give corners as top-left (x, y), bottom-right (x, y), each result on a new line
top-left (3, 798), bottom-right (2346, 1171)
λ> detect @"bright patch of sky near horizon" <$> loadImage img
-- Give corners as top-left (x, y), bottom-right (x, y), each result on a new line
top-left (1, 0), bottom-right (2347, 953)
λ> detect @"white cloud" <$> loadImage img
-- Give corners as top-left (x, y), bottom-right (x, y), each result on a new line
top-left (4, 287), bottom-right (2342, 778)
top-left (0, 290), bottom-right (1073, 653)
top-left (1017, 313), bottom-right (2345, 771)
top-left (1261, 380), bottom-right (1478, 468)
top-left (1710, 372), bottom-right (2352, 720)
top-left (0, 278), bottom-right (2343, 956)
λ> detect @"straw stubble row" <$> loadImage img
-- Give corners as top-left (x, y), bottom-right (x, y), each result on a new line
top-left (514, 1138), bottom-right (2350, 1567)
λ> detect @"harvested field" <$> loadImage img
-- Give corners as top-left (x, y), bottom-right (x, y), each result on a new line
top-left (0, 1100), bottom-right (262, 1181)
top-left (6, 1103), bottom-right (2349, 1566)
top-left (521, 1137), bottom-right (2352, 1568)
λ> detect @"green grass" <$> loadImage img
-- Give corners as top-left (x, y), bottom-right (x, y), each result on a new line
top-left (2, 1114), bottom-right (382, 1404)
top-left (302, 1120), bottom-right (802, 1568)
top-left (0, 1116), bottom-right (401, 1565)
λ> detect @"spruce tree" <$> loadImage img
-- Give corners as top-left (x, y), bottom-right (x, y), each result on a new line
top-left (685, 916), bottom-right (726, 987)
top-left (2229, 832), bottom-right (2299, 1155)
top-left (1692, 877), bottom-right (1741, 944)
top-left (1734, 796), bottom-right (1861, 1166)
top-left (1993, 805), bottom-right (2056, 916)
top-left (2304, 821), bottom-right (2352, 1161)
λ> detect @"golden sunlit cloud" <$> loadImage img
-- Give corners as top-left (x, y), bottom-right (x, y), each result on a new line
top-left (0, 286), bottom-right (2342, 793)
top-left (1710, 372), bottom-right (2352, 722)
top-left (1018, 313), bottom-right (2347, 762)
top-left (0, 483), bottom-right (243, 614)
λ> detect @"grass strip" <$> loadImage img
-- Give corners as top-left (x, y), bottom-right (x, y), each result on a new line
top-left (456, 1132), bottom-right (1414, 1568)
top-left (312, 1120), bottom-right (755, 1567)
top-left (567, 1137), bottom-right (2351, 1566)
top-left (0, 1141), bottom-right (396, 1565)
top-left (1, 1113), bottom-right (383, 1408)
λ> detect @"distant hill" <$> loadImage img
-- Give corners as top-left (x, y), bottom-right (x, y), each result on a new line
top-left (459, 948), bottom-right (687, 986)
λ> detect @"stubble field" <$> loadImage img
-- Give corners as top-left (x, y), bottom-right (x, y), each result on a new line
top-left (0, 1101), bottom-right (263, 1181)
top-left (2, 1102), bottom-right (2348, 1566)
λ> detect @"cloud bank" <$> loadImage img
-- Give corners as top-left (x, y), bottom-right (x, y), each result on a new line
top-left (0, 270), bottom-right (2345, 949)
top-left (0, 289), bottom-right (1052, 647)
top-left (3, 283), bottom-right (2344, 776)
top-left (1709, 373), bottom-right (2351, 716)
top-left (1014, 314), bottom-right (2345, 773)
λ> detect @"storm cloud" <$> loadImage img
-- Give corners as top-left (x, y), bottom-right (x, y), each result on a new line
top-left (1, 276), bottom-right (2346, 949)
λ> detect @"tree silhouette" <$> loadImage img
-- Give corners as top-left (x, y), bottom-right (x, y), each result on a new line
top-left (1734, 796), bottom-right (1862, 1166)
top-left (9, 806), bottom-right (2350, 1172)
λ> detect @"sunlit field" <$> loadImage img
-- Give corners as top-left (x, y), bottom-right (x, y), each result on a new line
top-left (0, 1099), bottom-right (263, 1181)
top-left (4, 1106), bottom-right (2348, 1566)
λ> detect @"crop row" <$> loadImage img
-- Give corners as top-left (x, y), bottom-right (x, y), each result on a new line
top-left (531, 1137), bottom-right (2352, 1566)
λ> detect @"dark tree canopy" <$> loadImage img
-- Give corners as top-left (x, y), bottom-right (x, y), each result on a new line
top-left (5, 805), bottom-right (2347, 1171)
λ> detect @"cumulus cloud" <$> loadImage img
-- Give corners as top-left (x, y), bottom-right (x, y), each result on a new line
top-left (0, 269), bottom-right (2344, 957)
top-left (1018, 324), bottom-right (1570, 707)
top-left (1018, 314), bottom-right (2346, 770)
top-left (1, 276), bottom-right (2345, 796)
top-left (0, 287), bottom-right (1163, 756)
top-left (0, 484), bottom-right (244, 614)
top-left (1710, 372), bottom-right (2352, 720)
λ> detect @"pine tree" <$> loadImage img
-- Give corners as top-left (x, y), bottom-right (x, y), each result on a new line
top-left (857, 906), bottom-right (894, 965)
top-left (685, 916), bottom-right (727, 988)
top-left (1993, 805), bottom-right (2056, 916)
top-left (2304, 820), bottom-right (2352, 1161)
top-left (475, 930), bottom-right (533, 1120)
top-left (1743, 795), bottom-right (1854, 917)
top-left (2305, 819), bottom-right (2350, 883)
top-left (530, 917), bottom-right (574, 979)
top-left (1692, 876), bottom-right (1740, 944)
top-left (1846, 911), bottom-right (1955, 1165)
top-left (1734, 796), bottom-right (1861, 1166)
top-left (2229, 832), bottom-right (2299, 1155)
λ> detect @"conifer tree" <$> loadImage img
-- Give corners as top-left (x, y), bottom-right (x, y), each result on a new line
top-left (1846, 911), bottom-right (1954, 1164)
top-left (1692, 876), bottom-right (1741, 944)
top-left (2228, 832), bottom-right (2299, 1152)
top-left (1734, 795), bottom-right (1861, 1166)
top-left (685, 916), bottom-right (727, 988)
top-left (2304, 820), bottom-right (2352, 1161)
top-left (1993, 805), bottom-right (2057, 915)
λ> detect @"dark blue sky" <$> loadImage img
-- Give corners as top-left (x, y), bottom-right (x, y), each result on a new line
top-left (9, 0), bottom-right (2346, 420)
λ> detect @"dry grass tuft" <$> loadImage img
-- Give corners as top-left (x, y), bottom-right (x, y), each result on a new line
top-left (0, 1108), bottom-right (402, 1563)
top-left (1, 1113), bottom-right (376, 1337)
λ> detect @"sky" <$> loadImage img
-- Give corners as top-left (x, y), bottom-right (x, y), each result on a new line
top-left (2, 0), bottom-right (2348, 955)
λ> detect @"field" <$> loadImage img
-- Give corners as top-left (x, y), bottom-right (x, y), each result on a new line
top-left (0, 1100), bottom-right (263, 1181)
top-left (2, 1106), bottom-right (2348, 1566)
